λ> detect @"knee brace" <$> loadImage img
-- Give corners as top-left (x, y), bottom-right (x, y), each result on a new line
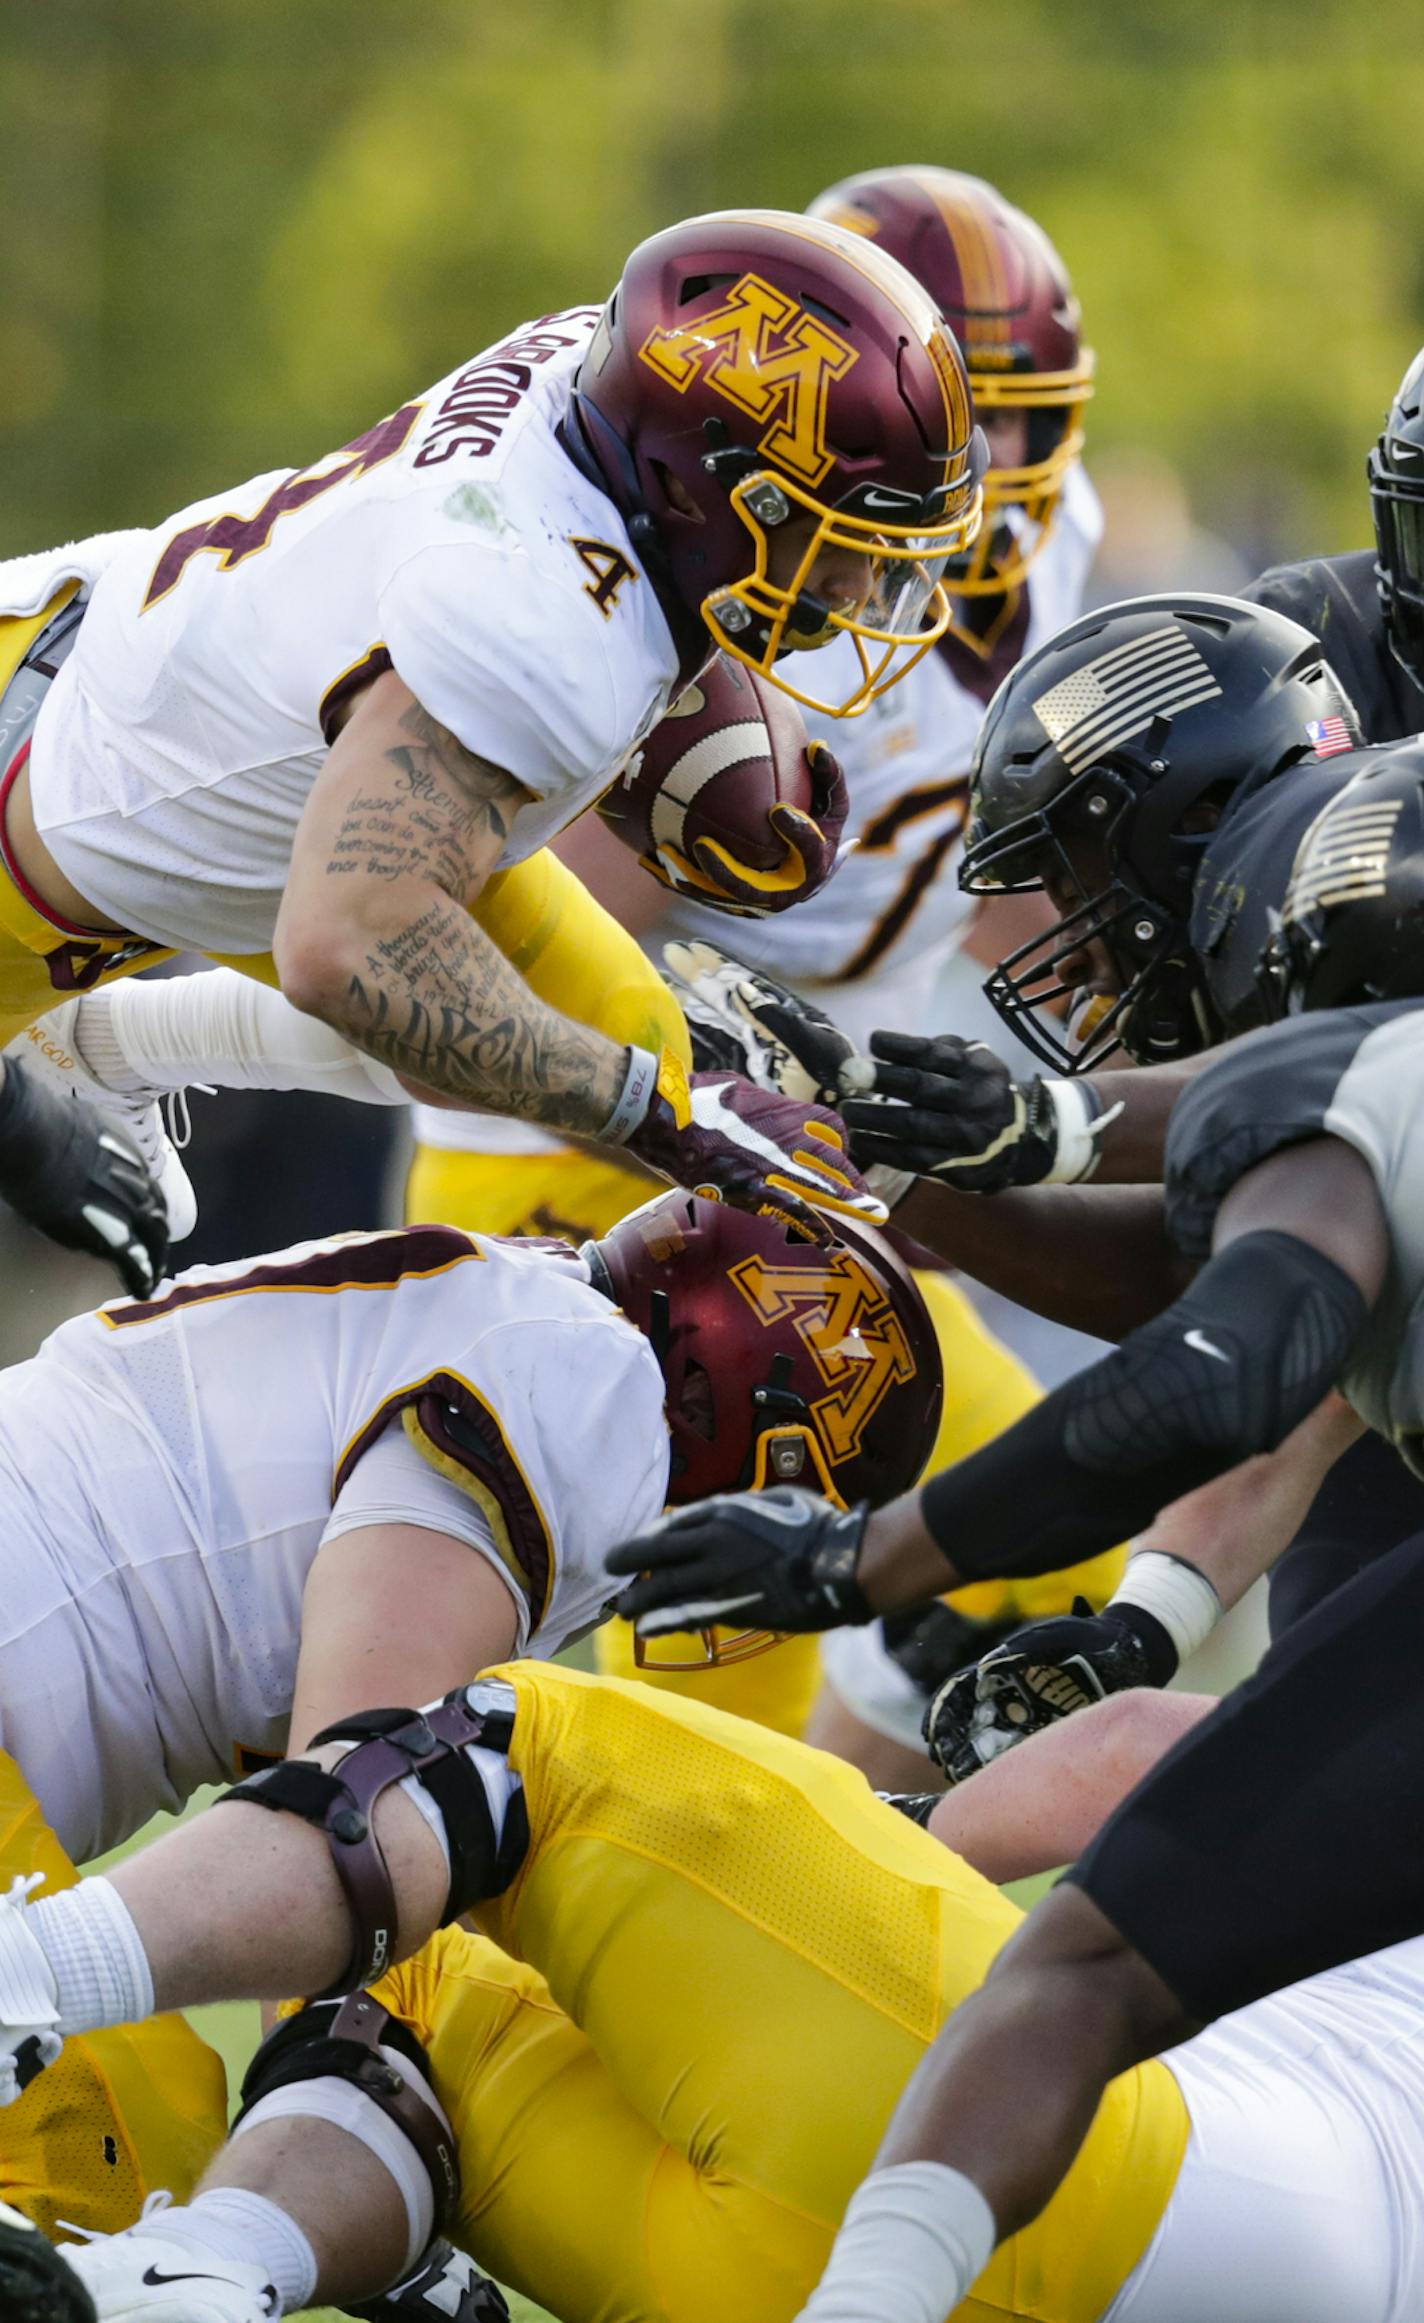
top-left (922, 1232), bottom-right (1366, 1585)
top-left (235, 1992), bottom-right (458, 2257)
top-left (219, 1683), bottom-right (529, 1998)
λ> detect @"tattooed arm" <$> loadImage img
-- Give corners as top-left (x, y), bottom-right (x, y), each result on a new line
top-left (275, 669), bottom-right (626, 1131)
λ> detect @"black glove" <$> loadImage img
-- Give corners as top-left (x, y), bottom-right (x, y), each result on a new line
top-left (606, 1486), bottom-right (873, 1640)
top-left (662, 938), bottom-right (860, 1107)
top-left (0, 1056), bottom-right (168, 1297)
top-left (879, 1599), bottom-right (1022, 1696)
top-left (922, 1597), bottom-right (1174, 1785)
top-left (838, 1031), bottom-right (1114, 1193)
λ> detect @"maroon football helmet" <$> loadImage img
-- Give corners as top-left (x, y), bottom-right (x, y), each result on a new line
top-left (808, 168), bottom-right (1094, 598)
top-left (584, 1189), bottom-right (943, 1665)
top-left (570, 209), bottom-right (986, 718)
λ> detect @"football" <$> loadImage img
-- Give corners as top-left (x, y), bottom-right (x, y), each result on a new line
top-left (600, 655), bottom-right (817, 883)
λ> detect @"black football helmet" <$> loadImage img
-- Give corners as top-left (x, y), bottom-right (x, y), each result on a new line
top-left (1258, 738), bottom-right (1424, 1017)
top-left (959, 593), bottom-right (1362, 1069)
top-left (1369, 347), bottom-right (1424, 688)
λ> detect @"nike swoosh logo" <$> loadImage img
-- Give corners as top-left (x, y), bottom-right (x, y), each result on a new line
top-left (142, 2270), bottom-right (279, 2315)
top-left (1183, 1328), bottom-right (1231, 1363)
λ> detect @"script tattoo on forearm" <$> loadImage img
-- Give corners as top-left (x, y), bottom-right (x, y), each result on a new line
top-left (323, 701), bottom-right (625, 1132)
top-left (324, 701), bottom-right (522, 896)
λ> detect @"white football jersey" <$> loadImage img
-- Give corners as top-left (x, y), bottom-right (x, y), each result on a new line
top-left (28, 311), bottom-right (681, 954)
top-left (414, 464), bottom-right (1101, 1154)
top-left (0, 1225), bottom-right (667, 1859)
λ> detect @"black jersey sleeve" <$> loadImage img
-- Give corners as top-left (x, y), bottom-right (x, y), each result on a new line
top-left (1163, 1000), bottom-right (1419, 1258)
top-left (1243, 550), bottom-right (1424, 742)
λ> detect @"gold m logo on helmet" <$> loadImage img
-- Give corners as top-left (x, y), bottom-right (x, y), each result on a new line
top-left (729, 1248), bottom-right (916, 1464)
top-left (639, 273), bottom-right (859, 487)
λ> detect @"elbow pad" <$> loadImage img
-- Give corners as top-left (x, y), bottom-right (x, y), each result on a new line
top-left (922, 1232), bottom-right (1367, 1584)
top-left (1062, 1231), bottom-right (1367, 1476)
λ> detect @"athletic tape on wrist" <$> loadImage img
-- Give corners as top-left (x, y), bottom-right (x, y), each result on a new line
top-left (1110, 1549), bottom-right (1223, 1666)
top-left (1041, 1080), bottom-right (1123, 1184)
top-left (601, 1046), bottom-right (660, 1144)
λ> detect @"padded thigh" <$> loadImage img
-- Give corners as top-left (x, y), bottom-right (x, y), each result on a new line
top-left (1163, 1002), bottom-right (1417, 1259)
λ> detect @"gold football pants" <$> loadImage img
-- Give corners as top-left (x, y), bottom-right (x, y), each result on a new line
top-left (0, 1754), bottom-right (227, 2242)
top-left (377, 1664), bottom-right (1187, 2323)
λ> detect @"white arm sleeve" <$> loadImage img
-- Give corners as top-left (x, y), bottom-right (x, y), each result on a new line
top-left (79, 969), bottom-right (408, 1104)
top-left (322, 1419), bottom-right (531, 1653)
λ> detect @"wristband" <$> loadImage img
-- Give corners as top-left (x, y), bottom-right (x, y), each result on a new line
top-left (1039, 1079), bottom-right (1124, 1184)
top-left (600, 1046), bottom-right (661, 1145)
top-left (796, 2163), bottom-right (995, 2323)
top-left (863, 1162), bottom-right (916, 1211)
top-left (1109, 1549), bottom-right (1223, 1668)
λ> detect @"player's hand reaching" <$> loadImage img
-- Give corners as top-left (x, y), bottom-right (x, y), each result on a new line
top-left (0, 1056), bottom-right (169, 1297)
top-left (664, 938), bottom-right (861, 1106)
top-left (619, 1050), bottom-right (887, 1240)
top-left (607, 1485), bottom-right (874, 1639)
top-left (838, 1031), bottom-right (1119, 1193)
top-left (923, 1599), bottom-right (1161, 1784)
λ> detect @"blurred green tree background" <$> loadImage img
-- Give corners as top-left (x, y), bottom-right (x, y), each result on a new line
top-left (3, 0), bottom-right (1422, 568)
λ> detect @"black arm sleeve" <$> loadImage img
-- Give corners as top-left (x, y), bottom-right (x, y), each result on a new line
top-left (919, 1230), bottom-right (1367, 1581)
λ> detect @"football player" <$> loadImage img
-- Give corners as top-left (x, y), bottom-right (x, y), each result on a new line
top-left (400, 167), bottom-right (1116, 1753)
top-left (821, 332), bottom-right (1424, 1267)
top-left (597, 994), bottom-right (1424, 2323)
top-left (1243, 341), bottom-right (1424, 737)
top-left (831, 340), bottom-right (1424, 1230)
top-left (0, 208), bottom-right (991, 1239)
top-left (824, 591), bottom-right (1424, 1671)
top-left (12, 1658), bottom-right (1424, 2323)
top-left (408, 166), bottom-right (1101, 1240)
top-left (0, 1188), bottom-right (939, 2252)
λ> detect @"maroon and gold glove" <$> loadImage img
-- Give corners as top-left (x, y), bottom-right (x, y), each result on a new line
top-left (609, 1048), bottom-right (887, 1240)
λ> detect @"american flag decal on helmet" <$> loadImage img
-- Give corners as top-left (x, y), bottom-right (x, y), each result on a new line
top-left (1284, 795), bottom-right (1404, 920)
top-left (1306, 715), bottom-right (1354, 759)
top-left (1032, 624), bottom-right (1223, 772)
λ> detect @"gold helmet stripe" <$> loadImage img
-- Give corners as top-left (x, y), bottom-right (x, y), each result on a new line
top-left (923, 181), bottom-right (1012, 349)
